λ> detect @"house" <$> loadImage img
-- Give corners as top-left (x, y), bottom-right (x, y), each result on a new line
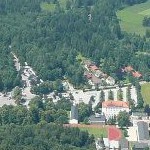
top-left (137, 121), bottom-right (149, 142)
top-left (89, 64), bottom-right (99, 72)
top-left (124, 66), bottom-right (134, 72)
top-left (69, 105), bottom-right (78, 124)
top-left (95, 70), bottom-right (104, 78)
top-left (105, 76), bottom-right (115, 86)
top-left (102, 101), bottom-right (129, 119)
top-left (132, 71), bottom-right (142, 78)
top-left (89, 113), bottom-right (106, 125)
top-left (132, 142), bottom-right (149, 150)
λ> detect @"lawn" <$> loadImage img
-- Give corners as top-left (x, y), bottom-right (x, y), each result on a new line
top-left (141, 83), bottom-right (150, 104)
top-left (117, 0), bottom-right (150, 36)
top-left (79, 126), bottom-right (107, 138)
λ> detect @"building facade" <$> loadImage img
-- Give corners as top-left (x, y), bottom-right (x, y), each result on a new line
top-left (102, 101), bottom-right (129, 119)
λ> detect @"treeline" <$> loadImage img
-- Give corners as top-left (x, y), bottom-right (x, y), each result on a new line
top-left (0, 124), bottom-right (95, 150)
top-left (122, 0), bottom-right (148, 5)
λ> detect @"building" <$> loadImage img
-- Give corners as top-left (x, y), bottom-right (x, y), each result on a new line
top-left (131, 112), bottom-right (150, 127)
top-left (102, 101), bottom-right (129, 119)
top-left (105, 76), bottom-right (115, 86)
top-left (69, 105), bottom-right (78, 124)
top-left (137, 121), bottom-right (149, 142)
top-left (89, 113), bottom-right (106, 125)
top-left (132, 142), bottom-right (149, 150)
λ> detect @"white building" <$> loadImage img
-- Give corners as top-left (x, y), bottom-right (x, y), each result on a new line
top-left (102, 101), bottom-right (129, 119)
top-left (105, 76), bottom-right (115, 86)
top-left (69, 105), bottom-right (78, 124)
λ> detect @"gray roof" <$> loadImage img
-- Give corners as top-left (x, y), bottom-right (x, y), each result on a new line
top-left (89, 115), bottom-right (106, 122)
top-left (132, 112), bottom-right (148, 117)
top-left (137, 121), bottom-right (149, 141)
top-left (70, 105), bottom-right (78, 120)
top-left (133, 142), bottom-right (149, 149)
top-left (119, 139), bottom-right (129, 149)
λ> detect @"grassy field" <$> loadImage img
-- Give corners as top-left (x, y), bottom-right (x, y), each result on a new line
top-left (79, 126), bottom-right (107, 138)
top-left (117, 0), bottom-right (150, 36)
top-left (141, 83), bottom-right (150, 104)
top-left (41, 0), bottom-right (67, 12)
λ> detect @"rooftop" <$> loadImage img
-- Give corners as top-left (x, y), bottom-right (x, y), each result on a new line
top-left (102, 101), bottom-right (129, 108)
top-left (89, 114), bottom-right (106, 122)
top-left (124, 66), bottom-right (134, 72)
top-left (137, 121), bottom-right (149, 141)
top-left (89, 65), bottom-right (99, 71)
top-left (132, 71), bottom-right (142, 78)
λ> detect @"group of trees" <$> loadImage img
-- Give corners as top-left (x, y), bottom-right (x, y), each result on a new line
top-left (0, 123), bottom-right (95, 150)
top-left (143, 16), bottom-right (150, 27)
top-left (31, 80), bottom-right (64, 95)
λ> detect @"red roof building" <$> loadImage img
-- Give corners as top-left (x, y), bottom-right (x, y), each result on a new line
top-left (132, 71), bottom-right (142, 78)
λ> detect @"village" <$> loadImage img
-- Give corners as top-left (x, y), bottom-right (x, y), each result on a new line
top-left (0, 53), bottom-right (149, 150)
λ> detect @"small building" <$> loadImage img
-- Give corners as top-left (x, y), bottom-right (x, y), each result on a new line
top-left (105, 76), bottom-right (115, 86)
top-left (69, 105), bottom-right (78, 124)
top-left (137, 121), bottom-right (149, 141)
top-left (89, 113), bottom-right (106, 125)
top-left (132, 142), bottom-right (149, 150)
top-left (102, 101), bottom-right (129, 119)
top-left (132, 71), bottom-right (142, 78)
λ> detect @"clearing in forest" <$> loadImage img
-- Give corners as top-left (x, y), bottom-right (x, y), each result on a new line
top-left (40, 0), bottom-right (67, 12)
top-left (117, 0), bottom-right (150, 36)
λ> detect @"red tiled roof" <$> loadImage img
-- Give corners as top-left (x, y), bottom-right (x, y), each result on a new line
top-left (132, 71), bottom-right (142, 78)
top-left (102, 101), bottom-right (129, 108)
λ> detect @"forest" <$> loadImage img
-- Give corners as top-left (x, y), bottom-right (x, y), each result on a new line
top-left (0, 0), bottom-right (150, 91)
top-left (0, 0), bottom-right (150, 148)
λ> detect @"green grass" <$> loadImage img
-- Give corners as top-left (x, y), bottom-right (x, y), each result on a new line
top-left (141, 83), bottom-right (150, 104)
top-left (79, 127), bottom-right (107, 138)
top-left (117, 0), bottom-right (150, 36)
top-left (40, 0), bottom-right (67, 12)
top-left (40, 2), bottom-right (56, 12)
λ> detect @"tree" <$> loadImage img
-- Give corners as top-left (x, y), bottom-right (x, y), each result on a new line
top-left (107, 116), bottom-right (116, 125)
top-left (117, 111), bottom-right (130, 128)
top-left (12, 86), bottom-right (22, 105)
top-left (99, 90), bottom-right (105, 102)
top-left (108, 90), bottom-right (114, 100)
top-left (117, 88), bottom-right (123, 100)
top-left (144, 104), bottom-right (150, 116)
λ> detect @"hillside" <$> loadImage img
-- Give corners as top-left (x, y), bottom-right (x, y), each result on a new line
top-left (117, 0), bottom-right (150, 35)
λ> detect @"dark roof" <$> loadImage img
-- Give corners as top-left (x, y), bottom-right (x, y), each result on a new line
top-left (133, 142), bottom-right (149, 149)
top-left (137, 121), bottom-right (149, 141)
top-left (89, 114), bottom-right (105, 122)
top-left (119, 139), bottom-right (129, 149)
top-left (70, 105), bottom-right (78, 120)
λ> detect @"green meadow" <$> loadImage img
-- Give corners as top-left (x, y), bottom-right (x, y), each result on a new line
top-left (79, 126), bottom-right (107, 138)
top-left (141, 83), bottom-right (150, 105)
top-left (117, 0), bottom-right (150, 36)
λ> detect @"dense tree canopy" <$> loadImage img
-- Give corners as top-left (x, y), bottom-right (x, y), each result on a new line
top-left (0, 0), bottom-right (150, 91)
